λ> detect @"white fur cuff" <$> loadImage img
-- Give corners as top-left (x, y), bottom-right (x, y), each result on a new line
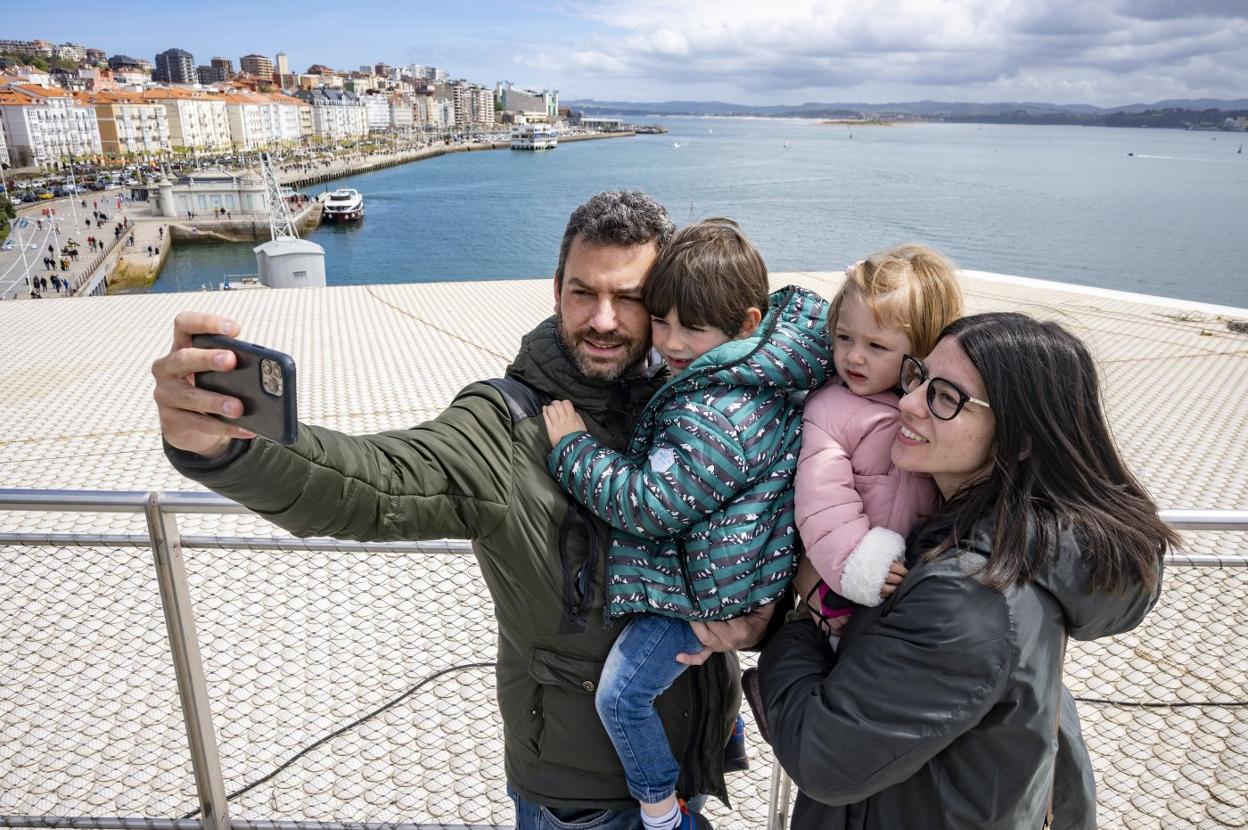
top-left (838, 527), bottom-right (906, 606)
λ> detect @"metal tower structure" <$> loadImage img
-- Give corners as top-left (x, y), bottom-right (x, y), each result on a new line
top-left (259, 152), bottom-right (298, 241)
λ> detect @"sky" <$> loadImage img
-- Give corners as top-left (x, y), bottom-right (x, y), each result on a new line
top-left (7, 0), bottom-right (1247, 107)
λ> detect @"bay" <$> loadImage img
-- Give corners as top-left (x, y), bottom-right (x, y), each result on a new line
top-left (152, 117), bottom-right (1247, 307)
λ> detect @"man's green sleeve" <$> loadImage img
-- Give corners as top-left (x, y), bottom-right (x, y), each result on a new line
top-left (166, 385), bottom-right (514, 542)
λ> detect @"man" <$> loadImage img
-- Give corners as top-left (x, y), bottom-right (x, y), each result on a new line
top-left (152, 191), bottom-right (769, 828)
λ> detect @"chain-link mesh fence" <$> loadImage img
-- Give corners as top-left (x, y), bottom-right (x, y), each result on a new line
top-left (2, 522), bottom-right (1246, 829)
top-left (0, 543), bottom-right (196, 817)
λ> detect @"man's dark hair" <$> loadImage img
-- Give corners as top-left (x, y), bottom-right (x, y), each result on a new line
top-left (555, 191), bottom-right (675, 286)
top-left (643, 218), bottom-right (770, 337)
top-left (926, 312), bottom-right (1178, 595)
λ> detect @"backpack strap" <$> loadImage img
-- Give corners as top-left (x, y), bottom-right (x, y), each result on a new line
top-left (483, 376), bottom-right (596, 632)
top-left (482, 376), bottom-right (551, 423)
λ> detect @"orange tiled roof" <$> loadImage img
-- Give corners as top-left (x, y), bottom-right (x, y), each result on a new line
top-left (9, 83), bottom-right (71, 98)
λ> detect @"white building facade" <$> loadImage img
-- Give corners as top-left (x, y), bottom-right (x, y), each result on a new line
top-left (362, 92), bottom-right (391, 131)
top-left (144, 90), bottom-right (232, 152)
top-left (0, 85), bottom-right (102, 167)
top-left (296, 89), bottom-right (368, 140)
top-left (91, 93), bottom-right (171, 157)
top-left (389, 95), bottom-right (414, 131)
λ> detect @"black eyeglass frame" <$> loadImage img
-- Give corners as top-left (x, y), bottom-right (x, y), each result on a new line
top-left (900, 354), bottom-right (992, 421)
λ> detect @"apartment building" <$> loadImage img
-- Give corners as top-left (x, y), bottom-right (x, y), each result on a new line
top-left (222, 89), bottom-right (305, 149)
top-left (390, 94), bottom-right (414, 131)
top-left (54, 43), bottom-right (87, 64)
top-left (0, 40), bottom-right (54, 59)
top-left (0, 84), bottom-right (102, 167)
top-left (239, 54), bottom-right (274, 80)
top-left (88, 91), bottom-right (171, 157)
top-left (197, 65), bottom-right (229, 85)
top-left (294, 88), bottom-right (368, 140)
top-left (270, 93), bottom-right (312, 142)
top-left (362, 91), bottom-right (391, 130)
top-left (450, 81), bottom-right (495, 128)
top-left (154, 48), bottom-right (195, 85)
top-left (142, 87), bottom-right (231, 151)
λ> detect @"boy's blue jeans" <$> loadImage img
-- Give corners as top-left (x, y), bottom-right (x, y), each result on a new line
top-left (596, 613), bottom-right (704, 805)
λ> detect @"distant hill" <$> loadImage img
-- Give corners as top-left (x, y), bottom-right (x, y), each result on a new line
top-left (565, 98), bottom-right (1248, 123)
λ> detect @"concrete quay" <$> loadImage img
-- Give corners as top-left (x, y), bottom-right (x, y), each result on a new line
top-left (0, 272), bottom-right (1244, 829)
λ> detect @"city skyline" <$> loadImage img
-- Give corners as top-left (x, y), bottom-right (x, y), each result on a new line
top-left (5, 0), bottom-right (1247, 107)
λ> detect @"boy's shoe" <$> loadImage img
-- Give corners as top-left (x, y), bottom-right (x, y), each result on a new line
top-left (723, 713), bottom-right (750, 772)
top-left (677, 799), bottom-right (715, 829)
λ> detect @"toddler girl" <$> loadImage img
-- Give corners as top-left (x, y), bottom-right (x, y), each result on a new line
top-left (796, 244), bottom-right (964, 643)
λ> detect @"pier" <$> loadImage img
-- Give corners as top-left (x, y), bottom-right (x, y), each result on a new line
top-left (0, 271), bottom-right (1244, 829)
top-left (278, 131), bottom-right (634, 189)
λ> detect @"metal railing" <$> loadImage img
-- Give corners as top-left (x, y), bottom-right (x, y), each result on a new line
top-left (1, 489), bottom-right (1246, 830)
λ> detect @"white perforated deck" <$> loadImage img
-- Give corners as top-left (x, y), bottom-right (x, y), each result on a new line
top-left (1, 272), bottom-right (1245, 829)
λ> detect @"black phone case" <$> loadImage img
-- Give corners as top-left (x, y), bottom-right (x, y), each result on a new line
top-left (192, 334), bottom-right (299, 445)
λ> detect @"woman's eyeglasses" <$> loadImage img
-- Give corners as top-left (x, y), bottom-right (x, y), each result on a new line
top-left (900, 354), bottom-right (991, 420)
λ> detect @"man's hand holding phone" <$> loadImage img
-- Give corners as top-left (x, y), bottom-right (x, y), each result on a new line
top-left (152, 312), bottom-right (256, 459)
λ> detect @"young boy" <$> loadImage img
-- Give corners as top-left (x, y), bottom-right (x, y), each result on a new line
top-left (543, 218), bottom-right (833, 829)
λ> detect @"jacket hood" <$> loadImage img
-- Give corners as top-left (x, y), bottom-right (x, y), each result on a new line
top-left (1029, 527), bottom-right (1162, 641)
top-left (953, 519), bottom-right (1162, 641)
top-left (677, 285), bottom-right (834, 395)
top-left (506, 316), bottom-right (668, 431)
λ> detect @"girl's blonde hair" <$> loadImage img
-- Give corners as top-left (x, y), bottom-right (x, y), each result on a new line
top-left (830, 243), bottom-right (965, 357)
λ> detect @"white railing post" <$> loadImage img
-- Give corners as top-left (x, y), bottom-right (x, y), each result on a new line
top-left (143, 493), bottom-right (230, 830)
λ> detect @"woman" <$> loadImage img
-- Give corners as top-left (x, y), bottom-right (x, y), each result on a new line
top-left (757, 312), bottom-right (1178, 829)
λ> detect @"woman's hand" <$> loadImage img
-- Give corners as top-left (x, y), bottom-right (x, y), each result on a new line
top-left (880, 561), bottom-right (908, 598)
top-left (543, 400), bottom-right (587, 445)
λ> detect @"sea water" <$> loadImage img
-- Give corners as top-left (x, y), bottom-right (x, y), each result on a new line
top-left (152, 118), bottom-right (1247, 307)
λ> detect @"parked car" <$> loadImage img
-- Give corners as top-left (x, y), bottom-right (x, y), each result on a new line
top-left (36, 191), bottom-right (55, 201)
top-left (85, 181), bottom-right (107, 192)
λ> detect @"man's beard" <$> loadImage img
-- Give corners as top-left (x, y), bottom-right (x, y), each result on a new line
top-left (557, 316), bottom-right (649, 381)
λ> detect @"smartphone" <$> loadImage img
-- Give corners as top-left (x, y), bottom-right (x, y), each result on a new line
top-left (192, 334), bottom-right (299, 445)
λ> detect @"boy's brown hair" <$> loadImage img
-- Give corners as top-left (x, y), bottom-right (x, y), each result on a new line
top-left (643, 218), bottom-right (770, 336)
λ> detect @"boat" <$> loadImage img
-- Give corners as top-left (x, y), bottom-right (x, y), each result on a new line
top-left (510, 123), bottom-right (558, 150)
top-left (322, 188), bottom-right (364, 222)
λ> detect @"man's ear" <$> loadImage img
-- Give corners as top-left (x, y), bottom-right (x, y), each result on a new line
top-left (736, 307), bottom-right (763, 340)
top-left (552, 275), bottom-right (561, 314)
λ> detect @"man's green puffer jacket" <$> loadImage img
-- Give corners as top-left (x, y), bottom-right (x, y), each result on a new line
top-left (166, 317), bottom-right (743, 809)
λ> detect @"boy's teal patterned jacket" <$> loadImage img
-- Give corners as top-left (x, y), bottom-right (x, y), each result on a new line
top-left (548, 286), bottom-right (833, 622)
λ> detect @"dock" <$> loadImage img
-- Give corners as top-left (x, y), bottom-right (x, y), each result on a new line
top-left (0, 271), bottom-right (1245, 829)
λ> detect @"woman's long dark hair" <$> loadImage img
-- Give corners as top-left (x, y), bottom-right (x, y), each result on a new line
top-left (928, 312), bottom-right (1178, 594)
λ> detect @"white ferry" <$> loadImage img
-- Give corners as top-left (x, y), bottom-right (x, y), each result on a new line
top-left (510, 123), bottom-right (558, 151)
top-left (321, 188), bottom-right (364, 222)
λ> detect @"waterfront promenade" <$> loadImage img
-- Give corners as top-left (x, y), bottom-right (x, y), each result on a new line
top-left (0, 271), bottom-right (1244, 829)
top-left (0, 131), bottom-right (633, 298)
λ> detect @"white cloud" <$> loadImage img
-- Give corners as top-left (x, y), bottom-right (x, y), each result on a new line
top-left (527, 0), bottom-right (1248, 105)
